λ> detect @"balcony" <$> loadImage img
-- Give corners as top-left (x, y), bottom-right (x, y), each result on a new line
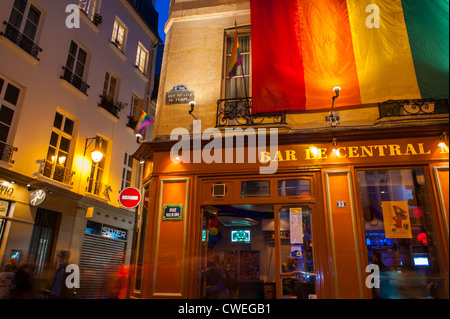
top-left (0, 21), bottom-right (42, 61)
top-left (60, 66), bottom-right (90, 96)
top-left (216, 97), bottom-right (286, 127)
top-left (126, 115), bottom-right (138, 130)
top-left (86, 177), bottom-right (112, 201)
top-left (41, 159), bottom-right (75, 186)
top-left (0, 142), bottom-right (18, 164)
top-left (98, 95), bottom-right (127, 119)
top-left (378, 99), bottom-right (449, 118)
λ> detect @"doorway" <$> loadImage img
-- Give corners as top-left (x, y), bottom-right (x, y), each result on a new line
top-left (199, 203), bottom-right (317, 299)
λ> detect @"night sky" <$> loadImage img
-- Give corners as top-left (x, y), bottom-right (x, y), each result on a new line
top-left (156, 0), bottom-right (170, 42)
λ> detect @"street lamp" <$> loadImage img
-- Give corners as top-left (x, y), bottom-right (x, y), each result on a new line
top-left (325, 86), bottom-right (341, 127)
top-left (84, 136), bottom-right (104, 163)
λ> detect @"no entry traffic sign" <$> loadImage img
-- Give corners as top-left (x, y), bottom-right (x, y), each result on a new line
top-left (119, 187), bottom-right (141, 208)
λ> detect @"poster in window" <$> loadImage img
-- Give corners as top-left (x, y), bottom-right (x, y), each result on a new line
top-left (381, 201), bottom-right (412, 238)
top-left (239, 250), bottom-right (260, 280)
top-left (289, 207), bottom-right (303, 244)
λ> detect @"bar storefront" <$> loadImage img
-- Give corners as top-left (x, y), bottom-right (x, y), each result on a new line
top-left (132, 132), bottom-right (449, 299)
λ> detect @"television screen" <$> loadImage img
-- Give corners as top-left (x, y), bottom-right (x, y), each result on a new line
top-left (413, 257), bottom-right (429, 266)
top-left (231, 230), bottom-right (250, 243)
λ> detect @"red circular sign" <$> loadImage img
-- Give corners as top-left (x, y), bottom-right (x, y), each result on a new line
top-left (119, 187), bottom-right (141, 208)
top-left (143, 190), bottom-right (149, 209)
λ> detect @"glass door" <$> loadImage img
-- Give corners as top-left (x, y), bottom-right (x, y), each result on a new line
top-left (275, 205), bottom-right (317, 299)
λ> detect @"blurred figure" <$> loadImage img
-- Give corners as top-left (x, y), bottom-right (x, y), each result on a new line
top-left (8, 258), bottom-right (18, 272)
top-left (205, 261), bottom-right (229, 299)
top-left (48, 251), bottom-right (74, 299)
top-left (0, 263), bottom-right (15, 299)
top-left (9, 263), bottom-right (35, 299)
top-left (101, 264), bottom-right (129, 299)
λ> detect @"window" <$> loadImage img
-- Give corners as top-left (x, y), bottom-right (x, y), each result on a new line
top-left (0, 200), bottom-right (11, 245)
top-left (43, 111), bottom-right (75, 185)
top-left (358, 168), bottom-right (447, 299)
top-left (135, 43), bottom-right (149, 74)
top-left (111, 18), bottom-right (127, 51)
top-left (241, 180), bottom-right (270, 197)
top-left (130, 94), bottom-right (142, 120)
top-left (63, 41), bottom-right (89, 94)
top-left (127, 94), bottom-right (143, 128)
top-left (79, 0), bottom-right (98, 20)
top-left (121, 152), bottom-right (133, 190)
top-left (224, 27), bottom-right (251, 99)
top-left (278, 179), bottom-right (311, 197)
top-left (8, 0), bottom-right (42, 42)
top-left (102, 72), bottom-right (118, 102)
top-left (0, 76), bottom-right (21, 163)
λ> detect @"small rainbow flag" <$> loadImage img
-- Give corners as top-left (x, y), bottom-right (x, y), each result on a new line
top-left (227, 26), bottom-right (242, 79)
top-left (135, 109), bottom-right (154, 133)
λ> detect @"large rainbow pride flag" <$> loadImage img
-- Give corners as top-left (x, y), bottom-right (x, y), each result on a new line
top-left (250, 0), bottom-right (449, 113)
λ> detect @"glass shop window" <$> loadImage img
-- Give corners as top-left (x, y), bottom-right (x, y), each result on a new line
top-left (357, 168), bottom-right (446, 299)
top-left (241, 180), bottom-right (270, 197)
top-left (278, 179), bottom-right (310, 197)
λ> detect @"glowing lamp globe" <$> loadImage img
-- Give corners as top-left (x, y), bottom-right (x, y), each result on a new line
top-left (91, 150), bottom-right (104, 163)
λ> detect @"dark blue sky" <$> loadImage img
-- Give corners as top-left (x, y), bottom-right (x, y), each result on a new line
top-left (155, 0), bottom-right (171, 42)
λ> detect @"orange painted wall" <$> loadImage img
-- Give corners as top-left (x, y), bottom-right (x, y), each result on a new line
top-left (325, 171), bottom-right (362, 298)
top-left (152, 178), bottom-right (189, 297)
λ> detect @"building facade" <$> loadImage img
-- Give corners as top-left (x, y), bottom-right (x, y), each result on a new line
top-left (0, 0), bottom-right (160, 298)
top-left (133, 0), bottom-right (449, 299)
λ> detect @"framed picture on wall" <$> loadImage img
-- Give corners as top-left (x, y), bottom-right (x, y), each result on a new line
top-left (10, 249), bottom-right (22, 263)
top-left (240, 250), bottom-right (260, 280)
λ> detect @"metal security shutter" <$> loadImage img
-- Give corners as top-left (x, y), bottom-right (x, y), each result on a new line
top-left (78, 234), bottom-right (126, 299)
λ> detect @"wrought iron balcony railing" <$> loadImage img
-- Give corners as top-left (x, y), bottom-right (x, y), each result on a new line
top-left (216, 97), bottom-right (286, 127)
top-left (41, 159), bottom-right (75, 186)
top-left (0, 142), bottom-right (18, 164)
top-left (1, 21), bottom-right (42, 60)
top-left (60, 66), bottom-right (90, 95)
top-left (126, 115), bottom-right (138, 129)
top-left (86, 177), bottom-right (112, 201)
top-left (98, 95), bottom-right (126, 118)
top-left (378, 99), bottom-right (449, 118)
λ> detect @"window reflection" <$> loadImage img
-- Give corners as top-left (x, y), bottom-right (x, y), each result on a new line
top-left (279, 206), bottom-right (316, 299)
top-left (358, 168), bottom-right (445, 299)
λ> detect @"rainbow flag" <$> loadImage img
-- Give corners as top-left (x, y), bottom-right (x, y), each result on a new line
top-left (250, 0), bottom-right (449, 113)
top-left (228, 27), bottom-right (242, 79)
top-left (135, 109), bottom-right (154, 133)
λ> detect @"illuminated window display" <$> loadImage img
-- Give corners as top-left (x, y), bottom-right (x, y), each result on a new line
top-left (358, 168), bottom-right (446, 299)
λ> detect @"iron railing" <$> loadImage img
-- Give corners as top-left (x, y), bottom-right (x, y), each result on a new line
top-left (98, 95), bottom-right (125, 118)
top-left (86, 177), bottom-right (112, 201)
top-left (60, 66), bottom-right (90, 95)
top-left (1, 21), bottom-right (42, 60)
top-left (0, 142), bottom-right (18, 164)
top-left (216, 97), bottom-right (286, 127)
top-left (127, 115), bottom-right (138, 129)
top-left (378, 99), bottom-right (449, 118)
top-left (41, 159), bottom-right (75, 185)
